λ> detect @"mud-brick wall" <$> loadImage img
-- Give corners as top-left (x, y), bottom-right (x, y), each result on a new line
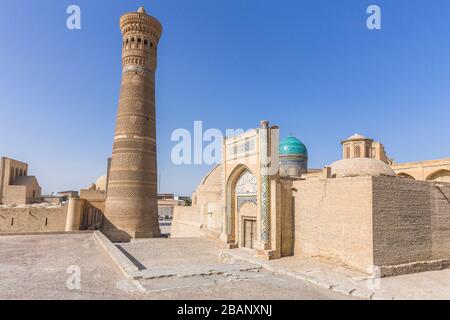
top-left (171, 206), bottom-right (202, 238)
top-left (294, 175), bottom-right (450, 275)
top-left (372, 177), bottom-right (450, 267)
top-left (432, 183), bottom-right (450, 258)
top-left (0, 206), bottom-right (68, 233)
top-left (294, 177), bottom-right (374, 273)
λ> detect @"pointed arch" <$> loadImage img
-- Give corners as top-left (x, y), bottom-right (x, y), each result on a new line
top-left (397, 173), bottom-right (415, 180)
top-left (225, 164), bottom-right (257, 245)
top-left (426, 169), bottom-right (450, 183)
top-left (235, 170), bottom-right (257, 196)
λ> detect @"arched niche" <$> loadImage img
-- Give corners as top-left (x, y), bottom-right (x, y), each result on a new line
top-left (225, 165), bottom-right (257, 246)
top-left (426, 170), bottom-right (450, 183)
top-left (398, 173), bottom-right (416, 180)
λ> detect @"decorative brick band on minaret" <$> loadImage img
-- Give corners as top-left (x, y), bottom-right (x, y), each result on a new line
top-left (103, 6), bottom-right (162, 242)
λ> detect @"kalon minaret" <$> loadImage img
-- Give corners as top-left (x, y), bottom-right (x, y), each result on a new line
top-left (103, 6), bottom-right (162, 242)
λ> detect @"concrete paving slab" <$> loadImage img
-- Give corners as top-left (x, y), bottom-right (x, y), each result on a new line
top-left (116, 237), bottom-right (356, 300)
top-left (374, 268), bottom-right (450, 300)
top-left (0, 234), bottom-right (361, 300)
top-left (219, 248), bottom-right (450, 300)
top-left (0, 233), bottom-right (142, 299)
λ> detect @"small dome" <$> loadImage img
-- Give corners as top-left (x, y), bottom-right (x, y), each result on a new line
top-left (280, 136), bottom-right (308, 156)
top-left (344, 133), bottom-right (372, 141)
top-left (137, 6), bottom-right (146, 13)
top-left (330, 158), bottom-right (395, 178)
top-left (95, 175), bottom-right (107, 191)
top-left (346, 133), bottom-right (367, 140)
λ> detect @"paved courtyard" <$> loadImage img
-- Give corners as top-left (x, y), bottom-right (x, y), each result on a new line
top-left (118, 238), bottom-right (353, 300)
top-left (0, 233), bottom-right (139, 299)
top-left (3, 233), bottom-right (450, 300)
top-left (0, 234), bottom-right (352, 300)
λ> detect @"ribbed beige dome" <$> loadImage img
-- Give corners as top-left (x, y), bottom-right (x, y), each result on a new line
top-left (330, 158), bottom-right (395, 178)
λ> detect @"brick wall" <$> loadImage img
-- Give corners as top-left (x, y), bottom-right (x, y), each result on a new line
top-left (2, 186), bottom-right (27, 205)
top-left (0, 206), bottom-right (68, 233)
top-left (171, 206), bottom-right (203, 238)
top-left (432, 183), bottom-right (450, 258)
top-left (280, 180), bottom-right (295, 257)
top-left (294, 175), bottom-right (450, 275)
top-left (294, 177), bottom-right (374, 272)
top-left (372, 177), bottom-right (450, 268)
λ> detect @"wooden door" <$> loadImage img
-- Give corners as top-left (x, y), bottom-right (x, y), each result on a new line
top-left (244, 219), bottom-right (256, 249)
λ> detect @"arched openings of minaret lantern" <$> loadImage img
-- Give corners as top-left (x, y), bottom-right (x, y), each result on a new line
top-left (122, 37), bottom-right (156, 52)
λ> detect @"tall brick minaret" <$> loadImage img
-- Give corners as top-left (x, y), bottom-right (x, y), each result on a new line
top-left (103, 6), bottom-right (162, 241)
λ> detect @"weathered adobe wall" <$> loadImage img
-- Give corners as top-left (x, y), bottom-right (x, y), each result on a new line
top-left (279, 180), bottom-right (295, 258)
top-left (193, 185), bottom-right (222, 239)
top-left (172, 164), bottom-right (224, 239)
top-left (171, 194), bottom-right (222, 239)
top-left (432, 183), bottom-right (450, 258)
top-left (24, 182), bottom-right (41, 203)
top-left (80, 189), bottom-right (105, 211)
top-left (2, 185), bottom-right (27, 205)
top-left (293, 177), bottom-right (374, 273)
top-left (372, 177), bottom-right (450, 274)
top-left (294, 175), bottom-right (450, 276)
top-left (171, 206), bottom-right (203, 238)
top-left (0, 206), bottom-right (68, 233)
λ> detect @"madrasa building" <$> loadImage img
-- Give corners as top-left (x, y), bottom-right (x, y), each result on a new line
top-left (171, 121), bottom-right (450, 277)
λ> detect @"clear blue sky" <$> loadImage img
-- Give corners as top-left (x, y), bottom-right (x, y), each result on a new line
top-left (1, 0), bottom-right (449, 195)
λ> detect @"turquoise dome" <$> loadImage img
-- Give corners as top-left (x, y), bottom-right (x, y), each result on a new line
top-left (280, 136), bottom-right (308, 156)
